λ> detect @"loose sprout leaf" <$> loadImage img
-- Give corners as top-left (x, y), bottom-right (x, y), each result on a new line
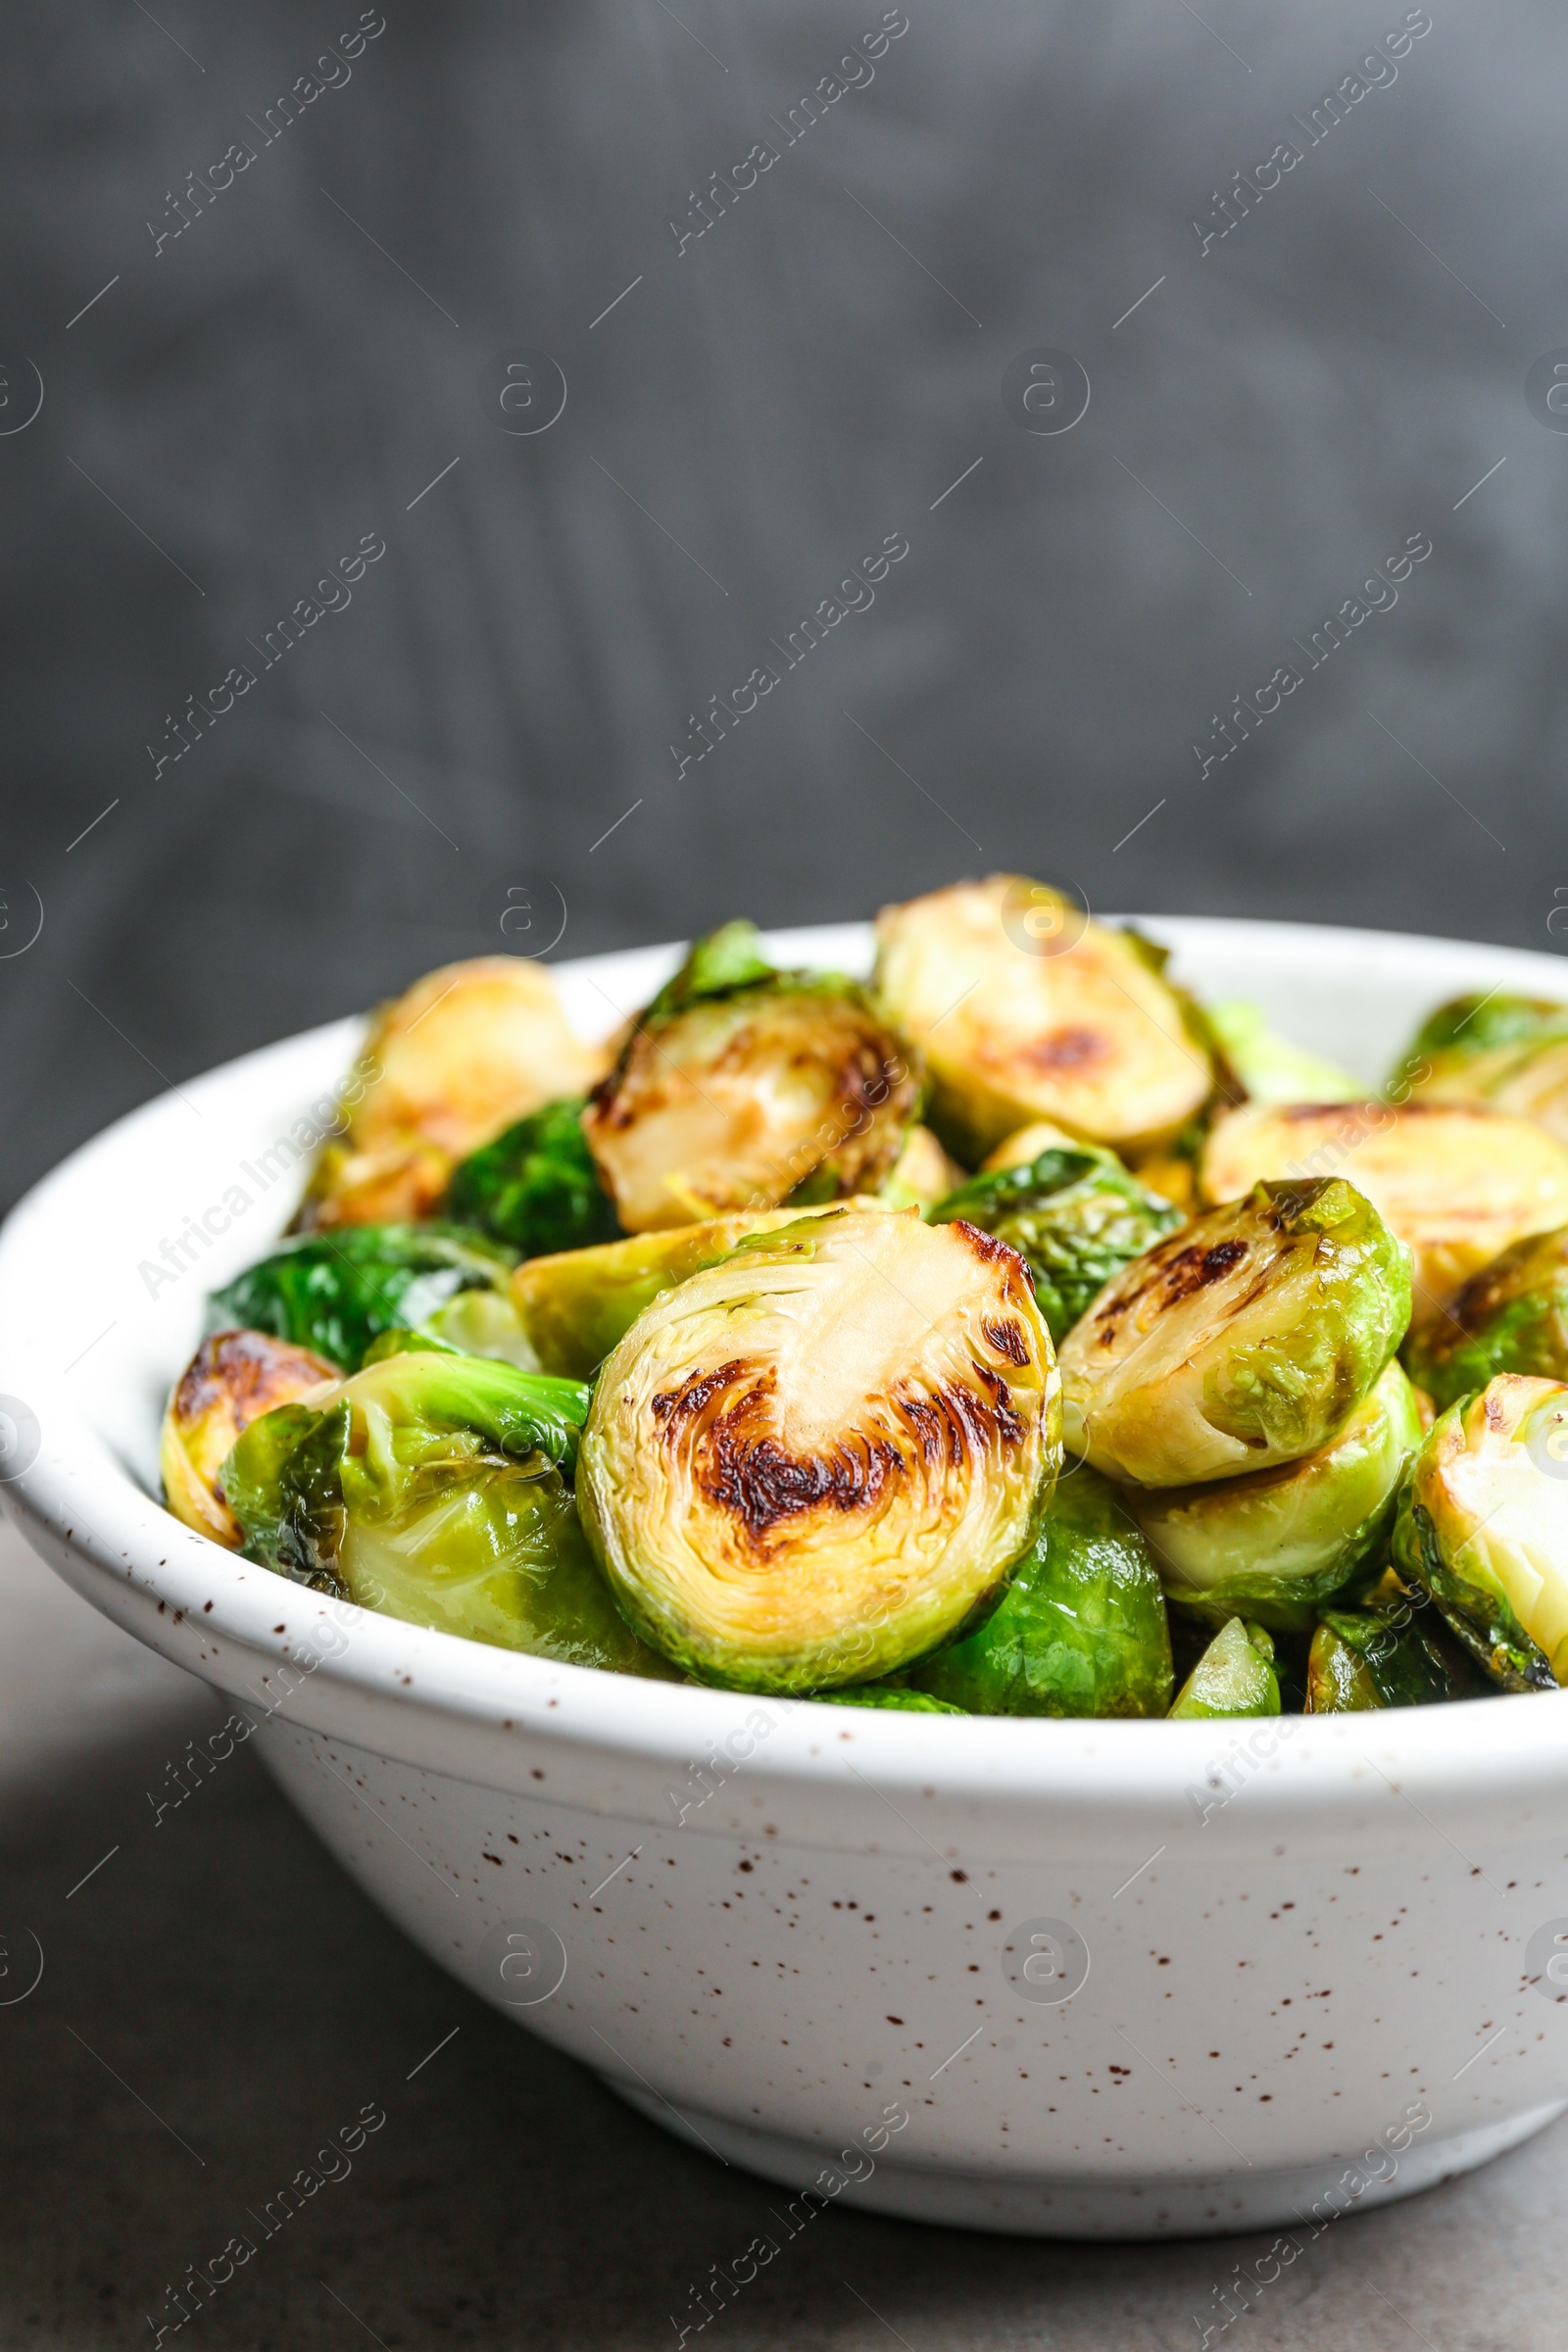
top-left (1128, 1361), bottom-right (1425, 1633)
top-left (446, 1096), bottom-right (619, 1259)
top-left (1404, 1225), bottom-right (1568, 1410)
top-left (1168, 1617), bottom-right (1280, 1719)
top-left (577, 1204), bottom-right (1060, 1692)
top-left (1305, 1603), bottom-right (1483, 1712)
top-left (906, 1461), bottom-right (1173, 1717)
top-left (930, 1146), bottom-right (1183, 1345)
top-left (1059, 1178), bottom-right (1409, 1487)
top-left (210, 1223), bottom-right (516, 1373)
top-left (1392, 1375), bottom-right (1567, 1689)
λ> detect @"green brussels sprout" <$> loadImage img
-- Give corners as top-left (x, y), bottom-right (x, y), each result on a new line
top-left (221, 1349), bottom-right (674, 1675)
top-left (1200, 1099), bottom-right (1568, 1330)
top-left (1059, 1179), bottom-right (1410, 1488)
top-left (581, 920), bottom-right (919, 1233)
top-left (820, 1686), bottom-right (968, 1714)
top-left (873, 876), bottom-right (1213, 1162)
top-left (446, 1096), bottom-right (619, 1259)
top-left (1204, 1000), bottom-right (1361, 1106)
top-left (1126, 1362), bottom-right (1425, 1634)
top-left (905, 1462), bottom-right (1173, 1717)
top-left (577, 1204), bottom-right (1060, 1692)
top-left (295, 956), bottom-right (608, 1230)
top-left (1398, 992), bottom-right (1568, 1102)
top-left (161, 1330), bottom-right (339, 1546)
top-left (1305, 1601), bottom-right (1482, 1712)
top-left (1403, 1225), bottom-right (1568, 1410)
top-left (1168, 1617), bottom-right (1280, 1718)
top-left (929, 1145), bottom-right (1183, 1346)
top-left (210, 1223), bottom-right (517, 1373)
top-left (1392, 1374), bottom-right (1568, 1689)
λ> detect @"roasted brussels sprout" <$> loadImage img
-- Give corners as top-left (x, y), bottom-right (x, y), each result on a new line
top-left (160, 1330), bottom-right (338, 1545)
top-left (1204, 1001), bottom-right (1361, 1106)
top-left (581, 921), bottom-right (919, 1233)
top-left (929, 1145), bottom-right (1183, 1346)
top-left (1199, 1100), bottom-right (1568, 1327)
top-left (879, 1124), bottom-right (968, 1215)
top-left (906, 1462), bottom-right (1173, 1717)
top-left (297, 956), bottom-right (606, 1228)
top-left (1392, 1374), bottom-right (1568, 1689)
top-left (1404, 1225), bottom-right (1568, 1410)
top-left (1400, 993), bottom-right (1567, 1098)
top-left (1059, 1179), bottom-right (1409, 1488)
top-left (210, 1223), bottom-right (517, 1372)
top-left (1168, 1617), bottom-right (1280, 1718)
top-left (510, 1201), bottom-right (891, 1380)
top-left (577, 1205), bottom-right (1060, 1692)
top-left (1126, 1362), bottom-right (1424, 1633)
top-left (446, 1096), bottom-right (619, 1259)
top-left (873, 876), bottom-right (1213, 1162)
top-left (221, 1349), bottom-right (674, 1673)
top-left (981, 1119), bottom-right (1091, 1172)
top-left (823, 1686), bottom-right (968, 1714)
top-left (1305, 1600), bottom-right (1481, 1711)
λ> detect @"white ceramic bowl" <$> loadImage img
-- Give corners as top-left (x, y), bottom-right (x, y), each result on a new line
top-left (6, 917), bottom-right (1568, 2242)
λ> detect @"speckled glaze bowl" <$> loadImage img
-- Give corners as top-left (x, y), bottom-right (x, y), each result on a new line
top-left (7, 918), bottom-right (1568, 2241)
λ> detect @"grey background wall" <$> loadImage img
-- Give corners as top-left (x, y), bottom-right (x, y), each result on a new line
top-left (2, 0), bottom-right (1564, 1210)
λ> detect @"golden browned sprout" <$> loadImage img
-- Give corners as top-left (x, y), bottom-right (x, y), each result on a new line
top-left (881, 1123), bottom-right (969, 1212)
top-left (298, 957), bottom-right (605, 1229)
top-left (1199, 1099), bottom-right (1568, 1328)
top-left (873, 876), bottom-right (1213, 1162)
top-left (160, 1330), bottom-right (338, 1545)
top-left (980, 1119), bottom-right (1090, 1173)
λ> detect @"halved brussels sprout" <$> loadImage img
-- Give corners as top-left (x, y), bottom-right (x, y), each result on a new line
top-left (1404, 1225), bottom-right (1568, 1410)
top-left (929, 1145), bottom-right (1184, 1346)
top-left (221, 1349), bottom-right (673, 1674)
top-left (1305, 1600), bottom-right (1481, 1711)
top-left (981, 1119), bottom-right (1091, 1172)
top-left (446, 1096), bottom-right (619, 1259)
top-left (1398, 992), bottom-right (1568, 1100)
top-left (1126, 1362), bottom-right (1424, 1634)
top-left (1392, 1374), bottom-right (1568, 1689)
top-left (161, 1330), bottom-right (339, 1545)
top-left (581, 921), bottom-right (919, 1233)
top-left (1059, 1179), bottom-right (1409, 1488)
top-left (1168, 1617), bottom-right (1280, 1718)
top-left (297, 956), bottom-right (606, 1229)
top-left (210, 1223), bottom-right (516, 1372)
top-left (879, 1124), bottom-right (968, 1215)
top-left (511, 1201), bottom-right (895, 1380)
top-left (1204, 1001), bottom-right (1361, 1106)
top-left (1199, 1100), bottom-right (1568, 1328)
top-left (872, 877), bottom-right (1213, 1162)
top-left (905, 1461), bottom-right (1173, 1717)
top-left (577, 1205), bottom-right (1060, 1692)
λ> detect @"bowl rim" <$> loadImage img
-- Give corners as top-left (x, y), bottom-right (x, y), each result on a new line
top-left (8, 908), bottom-right (1568, 1837)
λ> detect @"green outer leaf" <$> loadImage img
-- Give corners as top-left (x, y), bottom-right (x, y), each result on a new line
top-left (446, 1097), bottom-right (620, 1260)
top-left (1405, 993), bottom-right (1567, 1065)
top-left (645, 919), bottom-right (778, 1022)
top-left (210, 1223), bottom-right (515, 1372)
top-left (930, 1149), bottom-right (1182, 1345)
top-left (1392, 1488), bottom-right (1554, 1692)
top-left (1403, 1226), bottom-right (1568, 1411)
top-left (817, 1686), bottom-right (968, 1714)
top-left (1204, 999), bottom-right (1361, 1106)
top-left (1168, 1618), bottom-right (1280, 1719)
top-left (906, 1463), bottom-right (1173, 1718)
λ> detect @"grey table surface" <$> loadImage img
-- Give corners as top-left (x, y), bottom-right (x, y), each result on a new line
top-left (1, 1513), bottom-right (1559, 2352)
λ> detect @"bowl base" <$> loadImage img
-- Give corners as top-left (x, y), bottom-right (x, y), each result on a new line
top-left (607, 2083), bottom-right (1566, 2240)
